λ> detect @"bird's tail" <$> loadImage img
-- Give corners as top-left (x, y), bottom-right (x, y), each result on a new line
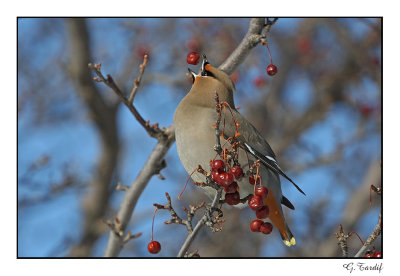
top-left (263, 192), bottom-right (296, 247)
top-left (279, 224), bottom-right (296, 247)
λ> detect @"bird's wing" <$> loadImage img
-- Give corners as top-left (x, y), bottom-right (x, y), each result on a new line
top-left (222, 108), bottom-right (306, 196)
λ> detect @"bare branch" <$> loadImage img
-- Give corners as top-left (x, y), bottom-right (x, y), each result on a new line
top-left (116, 182), bottom-right (129, 191)
top-left (88, 61), bottom-right (164, 139)
top-left (122, 231), bottom-right (142, 245)
top-left (218, 18), bottom-right (278, 74)
top-left (334, 224), bottom-right (350, 257)
top-left (104, 126), bottom-right (175, 257)
top-left (128, 55), bottom-right (148, 104)
top-left (155, 192), bottom-right (205, 233)
top-left (343, 183), bottom-right (382, 258)
top-left (177, 188), bottom-right (223, 257)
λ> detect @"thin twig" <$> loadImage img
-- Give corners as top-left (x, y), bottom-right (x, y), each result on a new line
top-left (262, 18), bottom-right (278, 38)
top-left (154, 192), bottom-right (205, 233)
top-left (185, 249), bottom-right (200, 258)
top-left (88, 61), bottom-right (163, 139)
top-left (177, 188), bottom-right (222, 257)
top-left (116, 182), bottom-right (129, 191)
top-left (213, 92), bottom-right (223, 155)
top-left (334, 224), bottom-right (350, 257)
top-left (128, 55), bottom-right (148, 104)
top-left (122, 231), bottom-right (142, 244)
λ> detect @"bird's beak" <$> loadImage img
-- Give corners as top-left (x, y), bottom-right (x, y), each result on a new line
top-left (201, 54), bottom-right (209, 76)
top-left (188, 68), bottom-right (197, 83)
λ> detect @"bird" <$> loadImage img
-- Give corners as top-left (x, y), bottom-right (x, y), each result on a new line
top-left (173, 55), bottom-right (305, 247)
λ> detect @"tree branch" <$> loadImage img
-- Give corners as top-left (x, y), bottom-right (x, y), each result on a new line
top-left (218, 18), bottom-right (278, 74)
top-left (354, 206), bottom-right (382, 257)
top-left (128, 55), bottom-right (148, 104)
top-left (88, 60), bottom-right (165, 139)
top-left (154, 192), bottom-right (205, 233)
top-left (104, 126), bottom-right (175, 257)
top-left (177, 188), bottom-right (222, 257)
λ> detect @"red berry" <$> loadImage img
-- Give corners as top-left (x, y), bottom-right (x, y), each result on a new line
top-left (249, 175), bottom-right (261, 185)
top-left (255, 186), bottom-right (268, 198)
top-left (211, 170), bottom-right (220, 182)
top-left (364, 253), bottom-right (373, 258)
top-left (211, 159), bottom-right (225, 171)
top-left (256, 206), bottom-right (270, 219)
top-left (187, 52), bottom-right (200, 65)
top-left (250, 219), bottom-right (263, 232)
top-left (147, 241), bottom-right (161, 254)
top-left (229, 166), bottom-right (243, 180)
top-left (266, 64), bottom-right (278, 76)
top-left (218, 172), bottom-right (234, 187)
top-left (224, 181), bottom-right (238, 193)
top-left (259, 222), bottom-right (273, 235)
top-left (249, 176), bottom-right (255, 185)
top-left (374, 252), bottom-right (382, 258)
top-left (225, 191), bottom-right (240, 205)
top-left (248, 195), bottom-right (263, 211)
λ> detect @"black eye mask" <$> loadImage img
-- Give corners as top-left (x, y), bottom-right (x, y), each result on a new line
top-left (201, 69), bottom-right (215, 78)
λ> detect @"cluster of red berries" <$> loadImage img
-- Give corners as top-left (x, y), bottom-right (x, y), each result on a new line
top-left (248, 182), bottom-right (273, 235)
top-left (250, 219), bottom-right (273, 234)
top-left (210, 159), bottom-right (243, 205)
top-left (210, 158), bottom-right (273, 236)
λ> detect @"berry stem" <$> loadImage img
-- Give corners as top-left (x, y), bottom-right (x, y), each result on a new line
top-left (178, 167), bottom-right (199, 199)
top-left (151, 207), bottom-right (158, 242)
top-left (349, 231), bottom-right (364, 245)
top-left (220, 102), bottom-right (241, 136)
top-left (265, 41), bottom-right (273, 64)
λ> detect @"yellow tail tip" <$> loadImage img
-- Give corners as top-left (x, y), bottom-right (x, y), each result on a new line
top-left (283, 240), bottom-right (291, 247)
top-left (283, 237), bottom-right (296, 247)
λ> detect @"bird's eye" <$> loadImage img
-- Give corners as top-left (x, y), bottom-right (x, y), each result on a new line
top-left (202, 70), bottom-right (215, 78)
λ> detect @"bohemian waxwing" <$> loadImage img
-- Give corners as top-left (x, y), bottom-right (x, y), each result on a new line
top-left (173, 55), bottom-right (305, 247)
